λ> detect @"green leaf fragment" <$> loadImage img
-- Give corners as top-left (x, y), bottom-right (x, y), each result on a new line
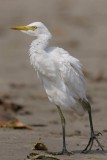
top-left (32, 139), bottom-right (48, 151)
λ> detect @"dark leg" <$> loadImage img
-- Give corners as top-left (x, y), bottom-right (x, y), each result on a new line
top-left (81, 100), bottom-right (104, 153)
top-left (50, 106), bottom-right (73, 155)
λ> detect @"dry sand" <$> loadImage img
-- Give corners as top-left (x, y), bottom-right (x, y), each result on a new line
top-left (0, 0), bottom-right (107, 159)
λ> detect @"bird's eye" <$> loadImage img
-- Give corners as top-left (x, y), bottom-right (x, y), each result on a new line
top-left (31, 26), bottom-right (37, 31)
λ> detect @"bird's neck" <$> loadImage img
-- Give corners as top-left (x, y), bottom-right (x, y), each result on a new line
top-left (30, 34), bottom-right (52, 52)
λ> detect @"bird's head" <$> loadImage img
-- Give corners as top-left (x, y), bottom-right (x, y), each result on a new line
top-left (11, 22), bottom-right (52, 38)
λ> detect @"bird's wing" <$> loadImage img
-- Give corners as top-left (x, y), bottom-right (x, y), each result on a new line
top-left (53, 48), bottom-right (86, 100)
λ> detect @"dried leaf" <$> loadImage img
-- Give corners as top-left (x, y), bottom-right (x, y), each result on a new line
top-left (32, 138), bottom-right (48, 151)
top-left (27, 152), bottom-right (60, 160)
top-left (0, 98), bottom-right (32, 130)
top-left (0, 121), bottom-right (32, 130)
top-left (0, 98), bottom-right (24, 113)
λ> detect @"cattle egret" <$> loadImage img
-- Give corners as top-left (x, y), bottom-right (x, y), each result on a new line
top-left (11, 22), bottom-right (104, 154)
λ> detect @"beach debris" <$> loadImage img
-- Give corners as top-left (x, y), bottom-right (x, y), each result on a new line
top-left (0, 98), bottom-right (32, 129)
top-left (0, 97), bottom-right (31, 115)
top-left (32, 138), bottom-right (48, 151)
top-left (26, 152), bottom-right (60, 160)
top-left (0, 120), bottom-right (32, 130)
top-left (0, 98), bottom-right (24, 113)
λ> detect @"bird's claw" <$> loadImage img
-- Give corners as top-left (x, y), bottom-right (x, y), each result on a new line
top-left (82, 132), bottom-right (104, 154)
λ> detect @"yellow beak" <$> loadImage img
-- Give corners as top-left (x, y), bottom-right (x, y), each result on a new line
top-left (11, 26), bottom-right (37, 31)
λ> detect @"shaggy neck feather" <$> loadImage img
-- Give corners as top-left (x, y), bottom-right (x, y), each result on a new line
top-left (30, 33), bottom-right (52, 55)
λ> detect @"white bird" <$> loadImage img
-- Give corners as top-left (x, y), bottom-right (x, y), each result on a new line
top-left (11, 22), bottom-right (104, 154)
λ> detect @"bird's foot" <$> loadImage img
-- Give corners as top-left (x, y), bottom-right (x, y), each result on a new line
top-left (47, 148), bottom-right (73, 155)
top-left (82, 132), bottom-right (104, 154)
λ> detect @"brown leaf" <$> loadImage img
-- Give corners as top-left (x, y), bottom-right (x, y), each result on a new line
top-left (0, 120), bottom-right (33, 130)
top-left (0, 98), bottom-right (24, 113)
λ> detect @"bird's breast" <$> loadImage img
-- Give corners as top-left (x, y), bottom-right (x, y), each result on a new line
top-left (30, 51), bottom-right (57, 79)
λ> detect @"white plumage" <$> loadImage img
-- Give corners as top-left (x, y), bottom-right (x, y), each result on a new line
top-left (28, 22), bottom-right (87, 114)
top-left (11, 22), bottom-right (104, 154)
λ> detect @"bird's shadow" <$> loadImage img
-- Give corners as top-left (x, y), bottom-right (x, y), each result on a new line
top-left (73, 149), bottom-right (107, 155)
